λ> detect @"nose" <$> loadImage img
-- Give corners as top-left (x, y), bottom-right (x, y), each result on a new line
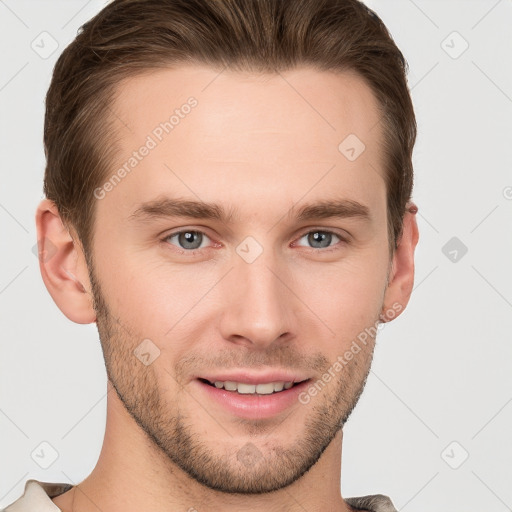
top-left (218, 248), bottom-right (295, 349)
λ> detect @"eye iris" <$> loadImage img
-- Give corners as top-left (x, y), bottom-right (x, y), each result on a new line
top-left (308, 231), bottom-right (332, 249)
top-left (179, 231), bottom-right (202, 250)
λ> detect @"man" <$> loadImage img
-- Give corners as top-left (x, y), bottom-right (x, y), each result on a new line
top-left (3, 0), bottom-right (419, 510)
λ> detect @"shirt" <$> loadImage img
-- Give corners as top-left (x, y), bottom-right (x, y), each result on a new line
top-left (1, 479), bottom-right (398, 511)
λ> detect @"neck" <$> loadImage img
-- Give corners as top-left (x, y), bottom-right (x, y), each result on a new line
top-left (53, 383), bottom-right (355, 512)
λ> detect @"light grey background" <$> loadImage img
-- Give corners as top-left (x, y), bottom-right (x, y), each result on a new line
top-left (1, 0), bottom-right (511, 510)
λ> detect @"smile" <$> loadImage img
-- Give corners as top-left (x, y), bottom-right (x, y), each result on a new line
top-left (196, 378), bottom-right (312, 419)
top-left (200, 378), bottom-right (304, 395)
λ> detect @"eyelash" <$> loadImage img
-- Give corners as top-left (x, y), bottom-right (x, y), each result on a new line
top-left (161, 228), bottom-right (348, 254)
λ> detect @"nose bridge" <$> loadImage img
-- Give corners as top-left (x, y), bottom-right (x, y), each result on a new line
top-left (219, 243), bottom-right (293, 347)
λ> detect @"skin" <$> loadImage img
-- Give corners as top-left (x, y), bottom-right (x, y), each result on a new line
top-left (36, 64), bottom-right (419, 512)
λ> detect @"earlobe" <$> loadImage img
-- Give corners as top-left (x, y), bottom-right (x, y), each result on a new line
top-left (35, 199), bottom-right (96, 324)
top-left (381, 202), bottom-right (419, 322)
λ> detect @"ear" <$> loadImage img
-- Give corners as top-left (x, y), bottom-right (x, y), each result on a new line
top-left (35, 199), bottom-right (96, 324)
top-left (380, 202), bottom-right (419, 322)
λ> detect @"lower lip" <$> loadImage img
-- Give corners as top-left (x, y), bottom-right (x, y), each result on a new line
top-left (195, 379), bottom-right (311, 420)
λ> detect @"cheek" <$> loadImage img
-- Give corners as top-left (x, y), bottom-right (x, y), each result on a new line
top-left (95, 225), bottom-right (389, 346)
top-left (106, 256), bottom-right (230, 349)
top-left (93, 248), bottom-right (184, 332)
top-left (291, 255), bottom-right (388, 339)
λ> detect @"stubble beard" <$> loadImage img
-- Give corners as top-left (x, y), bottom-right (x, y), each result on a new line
top-left (88, 262), bottom-right (376, 495)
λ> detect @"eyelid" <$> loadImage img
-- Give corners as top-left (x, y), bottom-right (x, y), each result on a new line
top-left (162, 228), bottom-right (218, 251)
top-left (161, 226), bottom-right (350, 253)
top-left (292, 228), bottom-right (349, 250)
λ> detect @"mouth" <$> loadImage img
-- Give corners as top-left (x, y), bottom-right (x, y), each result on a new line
top-left (198, 377), bottom-right (309, 395)
top-left (195, 377), bottom-right (312, 420)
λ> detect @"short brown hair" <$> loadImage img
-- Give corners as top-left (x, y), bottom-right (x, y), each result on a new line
top-left (43, 0), bottom-right (416, 260)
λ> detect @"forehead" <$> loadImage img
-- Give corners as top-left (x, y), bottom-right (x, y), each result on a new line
top-left (112, 64), bottom-right (382, 150)
top-left (101, 64), bottom-right (386, 223)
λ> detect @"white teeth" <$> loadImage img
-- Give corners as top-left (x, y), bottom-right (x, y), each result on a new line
top-left (209, 380), bottom-right (296, 394)
top-left (224, 381), bottom-right (237, 391)
top-left (237, 383), bottom-right (256, 394)
top-left (255, 383), bottom-right (275, 394)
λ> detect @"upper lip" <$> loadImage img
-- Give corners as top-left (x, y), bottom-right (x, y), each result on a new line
top-left (197, 370), bottom-right (311, 385)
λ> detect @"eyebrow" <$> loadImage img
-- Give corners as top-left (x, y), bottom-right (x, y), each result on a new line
top-left (128, 197), bottom-right (371, 225)
top-left (128, 198), bottom-right (238, 224)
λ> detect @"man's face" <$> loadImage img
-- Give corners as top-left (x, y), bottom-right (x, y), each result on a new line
top-left (89, 65), bottom-right (392, 493)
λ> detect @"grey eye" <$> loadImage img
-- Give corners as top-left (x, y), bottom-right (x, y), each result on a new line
top-left (167, 231), bottom-right (209, 250)
top-left (297, 231), bottom-right (341, 249)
